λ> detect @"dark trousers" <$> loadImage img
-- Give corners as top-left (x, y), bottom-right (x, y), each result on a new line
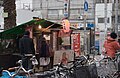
top-left (22, 56), bottom-right (32, 70)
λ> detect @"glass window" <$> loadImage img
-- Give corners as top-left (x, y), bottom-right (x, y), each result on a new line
top-left (98, 18), bottom-right (109, 23)
top-left (107, 18), bottom-right (109, 23)
top-left (98, 18), bottom-right (104, 23)
top-left (118, 16), bottom-right (120, 23)
top-left (96, 0), bottom-right (101, 3)
top-left (118, 0), bottom-right (120, 3)
top-left (101, 0), bottom-right (105, 3)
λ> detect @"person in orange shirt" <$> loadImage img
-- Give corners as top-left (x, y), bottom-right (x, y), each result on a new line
top-left (104, 32), bottom-right (120, 58)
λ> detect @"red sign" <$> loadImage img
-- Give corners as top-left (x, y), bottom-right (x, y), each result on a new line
top-left (73, 34), bottom-right (80, 56)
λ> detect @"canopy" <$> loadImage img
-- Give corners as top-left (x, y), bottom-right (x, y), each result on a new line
top-left (0, 19), bottom-right (62, 39)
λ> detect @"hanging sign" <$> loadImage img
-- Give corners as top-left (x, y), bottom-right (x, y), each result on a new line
top-left (73, 34), bottom-right (80, 56)
top-left (84, 1), bottom-right (88, 11)
top-left (62, 19), bottom-right (70, 33)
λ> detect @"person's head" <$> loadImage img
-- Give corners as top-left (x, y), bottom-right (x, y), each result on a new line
top-left (24, 31), bottom-right (30, 36)
top-left (110, 32), bottom-right (117, 39)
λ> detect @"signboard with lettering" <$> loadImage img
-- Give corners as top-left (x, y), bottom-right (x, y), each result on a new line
top-left (84, 1), bottom-right (88, 11)
top-left (72, 34), bottom-right (80, 56)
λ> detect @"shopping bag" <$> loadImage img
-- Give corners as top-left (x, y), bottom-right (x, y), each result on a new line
top-left (39, 57), bottom-right (50, 66)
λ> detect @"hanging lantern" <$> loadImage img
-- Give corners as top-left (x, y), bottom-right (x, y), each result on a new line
top-left (62, 19), bottom-right (70, 33)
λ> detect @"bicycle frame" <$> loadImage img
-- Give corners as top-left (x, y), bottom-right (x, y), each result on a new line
top-left (2, 55), bottom-right (38, 78)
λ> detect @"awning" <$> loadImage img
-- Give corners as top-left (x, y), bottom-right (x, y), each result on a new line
top-left (0, 19), bottom-right (62, 39)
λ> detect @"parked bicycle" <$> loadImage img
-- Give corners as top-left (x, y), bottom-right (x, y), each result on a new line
top-left (1, 55), bottom-right (38, 78)
top-left (97, 52), bottom-right (120, 78)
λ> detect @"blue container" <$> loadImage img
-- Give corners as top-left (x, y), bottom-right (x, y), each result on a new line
top-left (1, 71), bottom-right (27, 78)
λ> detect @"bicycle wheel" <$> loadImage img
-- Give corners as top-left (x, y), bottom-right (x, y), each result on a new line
top-left (98, 58), bottom-right (115, 78)
top-left (13, 72), bottom-right (30, 78)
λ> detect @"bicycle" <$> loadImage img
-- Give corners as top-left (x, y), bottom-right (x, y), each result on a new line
top-left (2, 55), bottom-right (38, 78)
top-left (111, 52), bottom-right (120, 78)
top-left (52, 55), bottom-right (90, 78)
top-left (97, 52), bottom-right (120, 78)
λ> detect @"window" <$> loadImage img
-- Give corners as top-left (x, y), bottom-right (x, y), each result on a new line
top-left (118, 16), bottom-right (120, 23)
top-left (119, 0), bottom-right (120, 3)
top-left (98, 18), bottom-right (104, 23)
top-left (101, 0), bottom-right (105, 3)
top-left (96, 0), bottom-right (101, 3)
top-left (48, 9), bottom-right (58, 14)
top-left (114, 0), bottom-right (120, 3)
top-left (107, 18), bottom-right (109, 23)
top-left (98, 18), bottom-right (109, 23)
top-left (96, 0), bottom-right (105, 3)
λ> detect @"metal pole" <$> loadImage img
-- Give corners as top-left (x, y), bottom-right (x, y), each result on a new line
top-left (104, 0), bottom-right (107, 37)
top-left (93, 0), bottom-right (96, 45)
top-left (83, 0), bottom-right (88, 55)
top-left (84, 14), bottom-right (87, 55)
top-left (46, 0), bottom-right (48, 19)
top-left (115, 0), bottom-right (118, 36)
top-left (93, 0), bottom-right (97, 54)
top-left (68, 0), bottom-right (70, 19)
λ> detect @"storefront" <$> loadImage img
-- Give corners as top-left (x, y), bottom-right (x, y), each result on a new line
top-left (0, 18), bottom-right (94, 69)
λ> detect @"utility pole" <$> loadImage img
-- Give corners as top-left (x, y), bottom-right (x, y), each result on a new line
top-left (83, 0), bottom-right (88, 55)
top-left (84, 14), bottom-right (87, 55)
top-left (104, 0), bottom-right (107, 37)
top-left (68, 0), bottom-right (70, 19)
top-left (93, 0), bottom-right (96, 53)
top-left (99, 0), bottom-right (107, 54)
top-left (46, 0), bottom-right (48, 19)
top-left (115, 0), bottom-right (118, 36)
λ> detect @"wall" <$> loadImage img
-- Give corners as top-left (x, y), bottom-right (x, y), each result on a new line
top-left (95, 3), bottom-right (112, 31)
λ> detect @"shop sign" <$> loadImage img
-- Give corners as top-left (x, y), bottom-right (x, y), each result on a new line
top-left (73, 34), bottom-right (80, 56)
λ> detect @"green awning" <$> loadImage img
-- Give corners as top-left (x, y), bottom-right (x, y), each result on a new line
top-left (0, 19), bottom-right (62, 39)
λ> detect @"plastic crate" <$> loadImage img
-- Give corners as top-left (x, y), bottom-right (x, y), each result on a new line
top-left (1, 71), bottom-right (27, 78)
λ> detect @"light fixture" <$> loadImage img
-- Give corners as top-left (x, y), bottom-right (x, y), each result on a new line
top-left (38, 25), bottom-right (42, 29)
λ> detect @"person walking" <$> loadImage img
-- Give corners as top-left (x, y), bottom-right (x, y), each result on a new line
top-left (103, 32), bottom-right (120, 58)
top-left (38, 37), bottom-right (50, 71)
top-left (19, 31), bottom-right (35, 70)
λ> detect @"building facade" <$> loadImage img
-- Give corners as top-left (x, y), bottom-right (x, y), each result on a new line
top-left (32, 0), bottom-right (95, 28)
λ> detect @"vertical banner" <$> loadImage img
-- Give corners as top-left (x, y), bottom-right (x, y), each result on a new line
top-left (73, 34), bottom-right (80, 56)
top-left (25, 26), bottom-right (33, 38)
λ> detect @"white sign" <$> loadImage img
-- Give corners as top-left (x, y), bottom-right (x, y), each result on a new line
top-left (2, 12), bottom-right (8, 18)
top-left (54, 50), bottom-right (74, 65)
